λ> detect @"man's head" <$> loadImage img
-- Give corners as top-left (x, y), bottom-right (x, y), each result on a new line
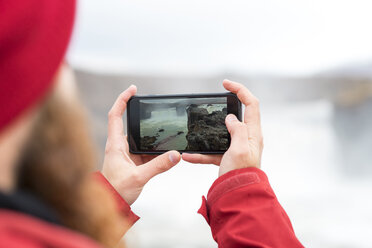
top-left (0, 1), bottom-right (125, 246)
top-left (0, 0), bottom-right (76, 191)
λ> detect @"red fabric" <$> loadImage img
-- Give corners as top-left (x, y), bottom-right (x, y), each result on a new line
top-left (93, 172), bottom-right (140, 225)
top-left (199, 167), bottom-right (304, 248)
top-left (0, 210), bottom-right (102, 248)
top-left (0, 0), bottom-right (76, 133)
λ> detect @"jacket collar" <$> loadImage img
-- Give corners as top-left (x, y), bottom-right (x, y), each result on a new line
top-left (0, 190), bottom-right (60, 225)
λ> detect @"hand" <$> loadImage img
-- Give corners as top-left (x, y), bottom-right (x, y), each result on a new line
top-left (101, 85), bottom-right (181, 205)
top-left (182, 80), bottom-right (263, 176)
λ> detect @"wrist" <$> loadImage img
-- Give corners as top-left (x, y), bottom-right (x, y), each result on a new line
top-left (219, 164), bottom-right (260, 177)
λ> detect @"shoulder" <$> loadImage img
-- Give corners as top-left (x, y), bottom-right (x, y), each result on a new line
top-left (0, 210), bottom-right (102, 248)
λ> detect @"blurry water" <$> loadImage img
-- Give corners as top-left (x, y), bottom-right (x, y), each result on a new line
top-left (141, 108), bottom-right (188, 150)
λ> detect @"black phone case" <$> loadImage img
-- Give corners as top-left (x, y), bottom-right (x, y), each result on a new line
top-left (127, 92), bottom-right (242, 154)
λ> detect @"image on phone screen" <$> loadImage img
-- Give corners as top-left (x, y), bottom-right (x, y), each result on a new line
top-left (139, 97), bottom-right (228, 151)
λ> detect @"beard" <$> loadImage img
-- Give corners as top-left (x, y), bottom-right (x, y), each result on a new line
top-left (17, 90), bottom-right (127, 247)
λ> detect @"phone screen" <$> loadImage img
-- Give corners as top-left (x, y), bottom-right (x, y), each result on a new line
top-left (127, 93), bottom-right (241, 153)
top-left (140, 97), bottom-right (228, 151)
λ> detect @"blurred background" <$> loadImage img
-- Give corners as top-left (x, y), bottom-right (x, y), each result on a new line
top-left (67, 0), bottom-right (372, 247)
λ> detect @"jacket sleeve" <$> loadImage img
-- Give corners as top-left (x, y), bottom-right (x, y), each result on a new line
top-left (198, 167), bottom-right (304, 248)
top-left (93, 172), bottom-right (140, 226)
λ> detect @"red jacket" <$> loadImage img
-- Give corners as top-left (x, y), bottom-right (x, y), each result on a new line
top-left (0, 167), bottom-right (303, 247)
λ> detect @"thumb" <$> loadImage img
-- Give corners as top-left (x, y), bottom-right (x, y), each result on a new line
top-left (225, 114), bottom-right (248, 148)
top-left (138, 150), bottom-right (181, 183)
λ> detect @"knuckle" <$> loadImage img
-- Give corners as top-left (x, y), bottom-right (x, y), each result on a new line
top-left (104, 142), bottom-right (113, 155)
top-left (104, 147), bottom-right (111, 155)
top-left (231, 148), bottom-right (248, 158)
top-left (119, 92), bottom-right (126, 99)
top-left (108, 110), bottom-right (115, 119)
top-left (131, 170), bottom-right (143, 184)
top-left (252, 96), bottom-right (260, 106)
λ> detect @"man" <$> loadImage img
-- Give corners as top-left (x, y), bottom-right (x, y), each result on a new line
top-left (0, 0), bottom-right (303, 247)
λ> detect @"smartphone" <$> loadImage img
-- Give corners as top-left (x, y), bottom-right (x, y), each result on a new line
top-left (127, 92), bottom-right (242, 154)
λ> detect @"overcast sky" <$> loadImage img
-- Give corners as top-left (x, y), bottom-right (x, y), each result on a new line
top-left (68, 0), bottom-right (372, 76)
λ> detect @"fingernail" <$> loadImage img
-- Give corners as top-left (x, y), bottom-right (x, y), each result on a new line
top-left (226, 114), bottom-right (237, 122)
top-left (169, 151), bottom-right (179, 164)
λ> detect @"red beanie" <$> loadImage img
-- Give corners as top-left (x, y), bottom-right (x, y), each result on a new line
top-left (0, 0), bottom-right (76, 133)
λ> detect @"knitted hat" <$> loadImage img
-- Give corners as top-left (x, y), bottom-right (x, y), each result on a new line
top-left (0, 0), bottom-right (76, 133)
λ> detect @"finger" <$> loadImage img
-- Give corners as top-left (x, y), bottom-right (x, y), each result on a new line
top-left (138, 151), bottom-right (181, 183)
top-left (223, 79), bottom-right (260, 128)
top-left (182, 153), bottom-right (222, 165)
top-left (108, 85), bottom-right (137, 140)
top-left (225, 114), bottom-right (249, 149)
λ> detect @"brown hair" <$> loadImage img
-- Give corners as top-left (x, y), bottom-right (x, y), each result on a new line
top-left (17, 89), bottom-right (128, 247)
